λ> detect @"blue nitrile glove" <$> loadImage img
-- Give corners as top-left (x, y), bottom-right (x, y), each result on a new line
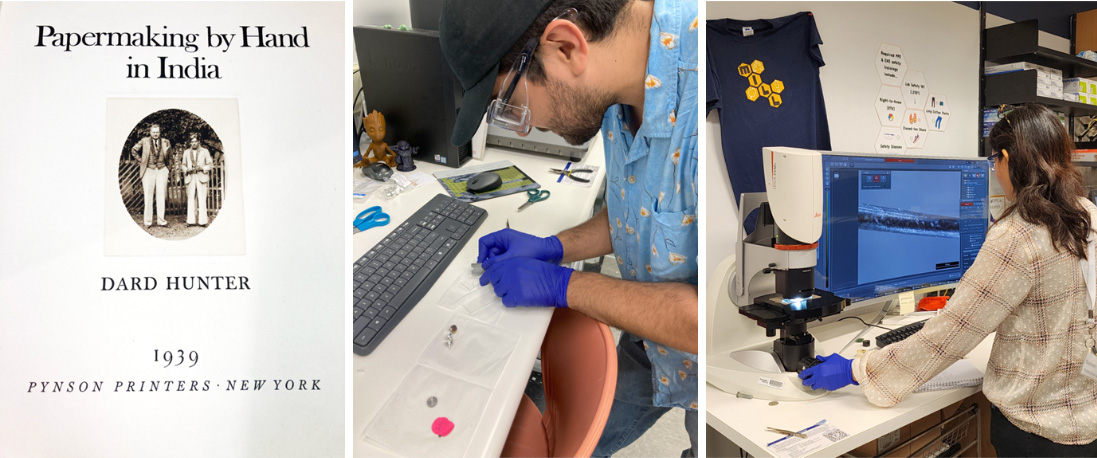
top-left (477, 228), bottom-right (564, 269)
top-left (478, 257), bottom-right (573, 308)
top-left (798, 353), bottom-right (858, 391)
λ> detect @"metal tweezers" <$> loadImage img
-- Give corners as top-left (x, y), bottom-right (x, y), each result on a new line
top-left (766, 427), bottom-right (807, 439)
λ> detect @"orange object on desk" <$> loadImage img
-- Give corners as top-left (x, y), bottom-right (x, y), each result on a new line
top-left (917, 296), bottom-right (949, 311)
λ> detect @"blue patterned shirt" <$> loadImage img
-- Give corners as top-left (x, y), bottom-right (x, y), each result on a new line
top-left (601, 0), bottom-right (698, 411)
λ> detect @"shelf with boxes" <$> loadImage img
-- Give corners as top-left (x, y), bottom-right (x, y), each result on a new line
top-left (984, 70), bottom-right (1097, 115)
top-left (985, 21), bottom-right (1097, 77)
top-left (981, 19), bottom-right (1097, 156)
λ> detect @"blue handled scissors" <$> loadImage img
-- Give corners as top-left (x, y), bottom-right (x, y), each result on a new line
top-left (518, 188), bottom-right (550, 211)
top-left (354, 206), bottom-right (390, 233)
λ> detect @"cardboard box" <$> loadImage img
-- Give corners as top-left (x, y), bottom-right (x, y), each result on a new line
top-left (1035, 72), bottom-right (1066, 87)
top-left (985, 62), bottom-right (1063, 78)
top-left (1065, 77), bottom-right (1097, 94)
top-left (849, 426), bottom-right (907, 457)
top-left (1065, 92), bottom-right (1081, 103)
top-left (848, 394), bottom-right (999, 457)
top-left (1075, 9), bottom-right (1097, 59)
top-left (1037, 86), bottom-right (1063, 99)
top-left (910, 410), bottom-right (942, 437)
top-left (880, 443), bottom-right (910, 458)
top-left (908, 428), bottom-right (943, 456)
top-left (1037, 80), bottom-right (1065, 93)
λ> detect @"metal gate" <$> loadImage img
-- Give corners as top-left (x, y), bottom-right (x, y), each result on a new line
top-left (119, 157), bottom-right (224, 217)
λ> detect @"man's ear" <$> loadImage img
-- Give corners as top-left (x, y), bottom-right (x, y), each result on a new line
top-left (539, 20), bottom-right (588, 79)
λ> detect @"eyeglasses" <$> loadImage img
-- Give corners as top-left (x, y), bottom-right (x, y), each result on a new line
top-left (988, 151), bottom-right (1004, 171)
top-left (486, 8), bottom-right (579, 134)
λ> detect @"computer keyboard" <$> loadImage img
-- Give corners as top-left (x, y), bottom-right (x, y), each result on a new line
top-left (352, 194), bottom-right (487, 356)
top-left (875, 320), bottom-right (928, 348)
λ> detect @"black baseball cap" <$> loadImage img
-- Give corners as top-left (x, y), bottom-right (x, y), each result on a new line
top-left (439, 0), bottom-right (554, 146)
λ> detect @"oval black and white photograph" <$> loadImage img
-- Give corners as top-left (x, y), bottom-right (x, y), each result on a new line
top-left (118, 109), bottom-right (225, 240)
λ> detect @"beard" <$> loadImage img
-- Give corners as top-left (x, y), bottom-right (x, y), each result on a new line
top-left (544, 76), bottom-right (616, 146)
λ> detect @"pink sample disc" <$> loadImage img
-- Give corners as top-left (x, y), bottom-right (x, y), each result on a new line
top-left (432, 417), bottom-right (454, 437)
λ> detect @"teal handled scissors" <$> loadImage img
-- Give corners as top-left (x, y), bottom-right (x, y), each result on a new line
top-left (353, 206), bottom-right (390, 233)
top-left (518, 188), bottom-right (550, 211)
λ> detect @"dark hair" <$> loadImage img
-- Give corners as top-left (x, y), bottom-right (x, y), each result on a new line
top-left (989, 104), bottom-right (1092, 258)
top-left (500, 0), bottom-right (636, 84)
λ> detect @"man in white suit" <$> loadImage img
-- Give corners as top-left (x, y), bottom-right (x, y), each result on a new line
top-left (130, 123), bottom-right (171, 227)
top-left (182, 132), bottom-right (213, 226)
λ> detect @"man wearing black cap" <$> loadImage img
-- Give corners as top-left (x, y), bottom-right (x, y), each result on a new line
top-left (441, 0), bottom-right (699, 455)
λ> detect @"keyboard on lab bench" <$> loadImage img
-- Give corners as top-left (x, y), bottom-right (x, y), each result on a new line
top-left (875, 320), bottom-right (928, 348)
top-left (352, 194), bottom-right (487, 356)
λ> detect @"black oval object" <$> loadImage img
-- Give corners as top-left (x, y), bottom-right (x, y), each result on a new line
top-left (363, 162), bottom-right (394, 182)
top-left (467, 171), bottom-right (502, 193)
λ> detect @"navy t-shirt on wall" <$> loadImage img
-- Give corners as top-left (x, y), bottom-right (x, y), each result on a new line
top-left (707, 11), bottom-right (831, 216)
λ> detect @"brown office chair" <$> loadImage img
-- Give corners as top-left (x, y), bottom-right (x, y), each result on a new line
top-left (501, 307), bottom-right (618, 458)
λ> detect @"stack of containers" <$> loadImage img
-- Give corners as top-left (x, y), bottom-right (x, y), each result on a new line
top-left (1065, 77), bottom-right (1097, 105)
top-left (982, 108), bottom-right (1067, 137)
top-left (983, 108), bottom-right (1002, 137)
top-left (985, 62), bottom-right (1064, 100)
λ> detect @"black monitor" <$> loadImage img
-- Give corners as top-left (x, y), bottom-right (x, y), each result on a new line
top-left (409, 0), bottom-right (443, 30)
top-left (816, 153), bottom-right (989, 302)
top-left (354, 26), bottom-right (471, 168)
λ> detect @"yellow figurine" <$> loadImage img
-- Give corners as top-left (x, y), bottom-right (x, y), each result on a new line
top-left (359, 110), bottom-right (397, 168)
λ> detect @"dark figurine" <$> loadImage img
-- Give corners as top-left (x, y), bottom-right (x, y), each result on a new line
top-left (358, 110), bottom-right (397, 168)
top-left (393, 140), bottom-right (418, 172)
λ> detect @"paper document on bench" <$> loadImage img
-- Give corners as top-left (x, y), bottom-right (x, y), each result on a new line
top-left (915, 359), bottom-right (984, 392)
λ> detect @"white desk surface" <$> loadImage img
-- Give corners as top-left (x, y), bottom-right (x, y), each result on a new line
top-left (352, 138), bottom-right (607, 458)
top-left (707, 314), bottom-right (994, 458)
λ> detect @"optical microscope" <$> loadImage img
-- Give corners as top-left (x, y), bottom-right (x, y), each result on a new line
top-left (708, 147), bottom-right (848, 401)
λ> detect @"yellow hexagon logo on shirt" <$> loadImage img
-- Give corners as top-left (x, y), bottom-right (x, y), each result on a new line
top-left (738, 61), bottom-right (785, 108)
top-left (751, 60), bottom-right (765, 74)
top-left (759, 83), bottom-right (772, 98)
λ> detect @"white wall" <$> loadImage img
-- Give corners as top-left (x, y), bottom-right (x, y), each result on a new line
top-left (353, 0), bottom-right (410, 28)
top-left (704, 1), bottom-right (981, 277)
top-left (351, 0), bottom-right (412, 66)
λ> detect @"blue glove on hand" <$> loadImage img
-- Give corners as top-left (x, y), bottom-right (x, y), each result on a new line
top-left (798, 353), bottom-right (858, 391)
top-left (477, 228), bottom-right (564, 269)
top-left (479, 257), bottom-right (573, 308)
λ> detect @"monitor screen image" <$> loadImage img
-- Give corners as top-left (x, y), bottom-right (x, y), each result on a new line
top-left (816, 154), bottom-right (989, 302)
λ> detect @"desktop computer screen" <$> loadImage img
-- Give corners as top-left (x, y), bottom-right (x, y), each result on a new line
top-left (816, 153), bottom-right (989, 302)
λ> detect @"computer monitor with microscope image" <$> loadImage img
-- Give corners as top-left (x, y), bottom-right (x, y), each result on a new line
top-left (816, 154), bottom-right (990, 305)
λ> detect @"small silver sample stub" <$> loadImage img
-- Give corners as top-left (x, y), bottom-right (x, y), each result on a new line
top-left (427, 396), bottom-right (438, 408)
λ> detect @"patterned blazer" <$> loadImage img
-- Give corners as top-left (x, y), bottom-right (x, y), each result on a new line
top-left (131, 136), bottom-right (172, 178)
